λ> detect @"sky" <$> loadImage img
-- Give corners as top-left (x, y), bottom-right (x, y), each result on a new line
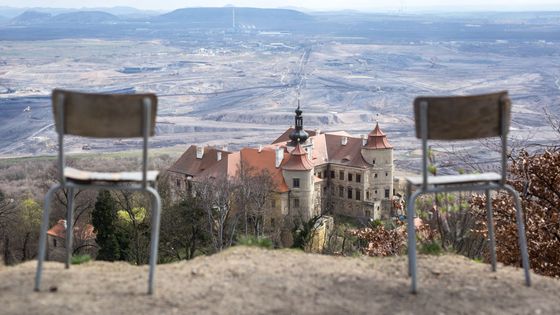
top-left (0, 0), bottom-right (558, 12)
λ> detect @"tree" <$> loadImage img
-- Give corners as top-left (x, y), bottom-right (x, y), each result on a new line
top-left (0, 191), bottom-right (17, 265)
top-left (92, 190), bottom-right (123, 261)
top-left (196, 176), bottom-right (238, 252)
top-left (160, 196), bottom-right (208, 261)
top-left (471, 149), bottom-right (560, 276)
top-left (234, 161), bottom-right (274, 238)
top-left (114, 190), bottom-right (150, 265)
top-left (18, 197), bottom-right (42, 261)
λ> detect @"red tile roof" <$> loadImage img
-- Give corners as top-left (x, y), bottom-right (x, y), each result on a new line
top-left (364, 123), bottom-right (393, 149)
top-left (47, 219), bottom-right (96, 240)
top-left (170, 124), bottom-right (392, 193)
top-left (282, 144), bottom-right (314, 171)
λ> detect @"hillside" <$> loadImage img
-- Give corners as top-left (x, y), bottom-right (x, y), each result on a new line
top-left (1, 247), bottom-right (559, 314)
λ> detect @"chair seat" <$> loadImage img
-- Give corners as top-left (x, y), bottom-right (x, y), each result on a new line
top-left (406, 172), bottom-right (502, 187)
top-left (64, 167), bottom-right (159, 184)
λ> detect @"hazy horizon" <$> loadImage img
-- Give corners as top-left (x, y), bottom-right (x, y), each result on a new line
top-left (0, 0), bottom-right (559, 13)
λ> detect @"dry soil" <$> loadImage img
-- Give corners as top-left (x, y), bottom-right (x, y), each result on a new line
top-left (0, 247), bottom-right (559, 315)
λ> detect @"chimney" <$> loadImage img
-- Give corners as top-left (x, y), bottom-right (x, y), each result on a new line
top-left (361, 134), bottom-right (367, 146)
top-left (275, 147), bottom-right (283, 168)
top-left (314, 128), bottom-right (321, 135)
top-left (258, 144), bottom-right (263, 153)
top-left (222, 145), bottom-right (228, 152)
top-left (217, 151), bottom-right (222, 161)
top-left (341, 136), bottom-right (348, 146)
top-left (62, 220), bottom-right (67, 230)
top-left (196, 146), bottom-right (204, 159)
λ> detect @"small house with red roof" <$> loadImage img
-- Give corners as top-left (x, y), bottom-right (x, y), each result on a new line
top-left (46, 219), bottom-right (97, 261)
top-left (168, 105), bottom-right (395, 223)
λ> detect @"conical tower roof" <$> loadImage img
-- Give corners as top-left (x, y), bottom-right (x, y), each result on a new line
top-left (282, 144), bottom-right (313, 171)
top-left (364, 122), bottom-right (393, 149)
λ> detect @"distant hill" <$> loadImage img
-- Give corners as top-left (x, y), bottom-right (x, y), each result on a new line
top-left (51, 11), bottom-right (119, 24)
top-left (10, 11), bottom-right (52, 25)
top-left (157, 7), bottom-right (313, 29)
top-left (10, 10), bottom-right (119, 25)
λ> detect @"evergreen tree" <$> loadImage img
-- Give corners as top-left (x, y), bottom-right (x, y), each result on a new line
top-left (92, 190), bottom-right (121, 261)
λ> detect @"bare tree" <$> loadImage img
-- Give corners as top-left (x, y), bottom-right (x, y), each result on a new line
top-left (0, 191), bottom-right (17, 265)
top-left (234, 161), bottom-right (274, 238)
top-left (195, 176), bottom-right (238, 252)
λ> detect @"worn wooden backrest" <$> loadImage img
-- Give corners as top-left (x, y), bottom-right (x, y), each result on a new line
top-left (413, 91), bottom-right (511, 140)
top-left (52, 89), bottom-right (158, 138)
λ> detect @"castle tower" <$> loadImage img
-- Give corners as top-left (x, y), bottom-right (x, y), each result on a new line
top-left (282, 143), bottom-right (315, 220)
top-left (361, 122), bottom-right (394, 207)
top-left (288, 101), bottom-right (309, 146)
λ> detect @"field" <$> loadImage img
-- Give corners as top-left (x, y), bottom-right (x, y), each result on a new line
top-left (0, 10), bottom-right (559, 173)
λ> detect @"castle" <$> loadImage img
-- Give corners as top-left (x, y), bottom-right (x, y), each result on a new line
top-left (168, 106), bottom-right (396, 222)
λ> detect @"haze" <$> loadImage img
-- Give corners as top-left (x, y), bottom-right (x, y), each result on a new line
top-left (0, 0), bottom-right (559, 12)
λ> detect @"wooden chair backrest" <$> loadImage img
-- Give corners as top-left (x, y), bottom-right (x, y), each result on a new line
top-left (52, 89), bottom-right (158, 138)
top-left (413, 91), bottom-right (511, 140)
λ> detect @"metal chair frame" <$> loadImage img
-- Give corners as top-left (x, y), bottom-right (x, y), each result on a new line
top-left (405, 91), bottom-right (531, 293)
top-left (34, 90), bottom-right (161, 295)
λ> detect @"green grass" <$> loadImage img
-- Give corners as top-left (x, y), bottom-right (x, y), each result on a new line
top-left (236, 235), bottom-right (273, 249)
top-left (71, 254), bottom-right (92, 265)
top-left (419, 241), bottom-right (443, 255)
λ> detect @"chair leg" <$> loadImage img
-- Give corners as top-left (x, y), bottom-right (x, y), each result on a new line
top-left (503, 185), bottom-right (531, 287)
top-left (407, 191), bottom-right (421, 294)
top-left (35, 184), bottom-right (62, 292)
top-left (65, 188), bottom-right (75, 269)
top-left (485, 189), bottom-right (497, 272)
top-left (147, 186), bottom-right (162, 295)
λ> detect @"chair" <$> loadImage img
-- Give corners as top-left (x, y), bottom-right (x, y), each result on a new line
top-left (34, 89), bottom-right (162, 294)
top-left (405, 91), bottom-right (531, 293)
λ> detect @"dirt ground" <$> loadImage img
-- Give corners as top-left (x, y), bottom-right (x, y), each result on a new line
top-left (1, 247), bottom-right (559, 315)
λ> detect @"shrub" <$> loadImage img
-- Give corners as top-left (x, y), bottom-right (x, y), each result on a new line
top-left (71, 254), bottom-right (91, 265)
top-left (236, 235), bottom-right (273, 249)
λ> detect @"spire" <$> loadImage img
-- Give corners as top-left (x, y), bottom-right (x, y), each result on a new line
top-left (364, 122), bottom-right (393, 149)
top-left (289, 97), bottom-right (309, 145)
top-left (282, 143), bottom-right (313, 171)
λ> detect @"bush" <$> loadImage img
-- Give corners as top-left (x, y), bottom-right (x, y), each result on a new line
top-left (71, 254), bottom-right (91, 265)
top-left (348, 225), bottom-right (406, 257)
top-left (419, 241), bottom-right (443, 255)
top-left (236, 235), bottom-right (273, 249)
top-left (471, 149), bottom-right (560, 277)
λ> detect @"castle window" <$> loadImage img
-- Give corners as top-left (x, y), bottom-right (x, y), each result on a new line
top-left (355, 189), bottom-right (361, 201)
top-left (323, 186), bottom-right (327, 193)
top-left (347, 187), bottom-right (353, 199)
top-left (374, 173), bottom-right (378, 178)
top-left (365, 210), bottom-right (372, 217)
top-left (293, 198), bottom-right (300, 208)
top-left (176, 179), bottom-right (181, 187)
top-left (372, 159), bottom-right (376, 165)
top-left (293, 178), bottom-right (300, 188)
top-left (366, 191), bottom-right (370, 200)
top-left (271, 199), bottom-right (276, 209)
top-left (330, 170), bottom-right (335, 178)
top-left (385, 189), bottom-right (390, 198)
top-left (339, 186), bottom-right (344, 197)
top-left (53, 239), bottom-right (57, 247)
top-left (318, 172), bottom-right (322, 179)
top-left (386, 172), bottom-right (388, 177)
top-left (339, 170), bottom-right (344, 180)
top-left (356, 174), bottom-right (361, 183)
top-left (271, 218), bottom-right (276, 228)
top-left (348, 173), bottom-right (353, 182)
top-left (323, 171), bottom-right (327, 178)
